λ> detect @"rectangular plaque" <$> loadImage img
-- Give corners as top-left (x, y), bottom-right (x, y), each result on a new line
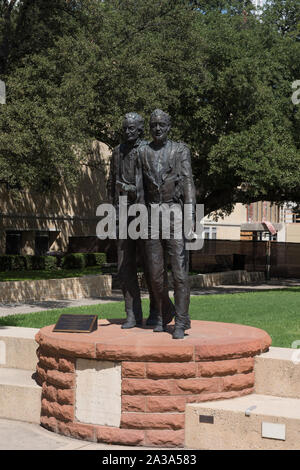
top-left (262, 422), bottom-right (286, 441)
top-left (53, 314), bottom-right (98, 333)
top-left (199, 415), bottom-right (214, 424)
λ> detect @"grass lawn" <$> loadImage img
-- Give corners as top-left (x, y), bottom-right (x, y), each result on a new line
top-left (0, 266), bottom-right (102, 282)
top-left (0, 288), bottom-right (300, 348)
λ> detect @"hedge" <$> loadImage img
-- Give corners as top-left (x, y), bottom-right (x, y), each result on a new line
top-left (0, 252), bottom-right (106, 272)
top-left (61, 253), bottom-right (86, 269)
top-left (84, 252), bottom-right (106, 267)
top-left (62, 252), bottom-right (106, 269)
top-left (0, 255), bottom-right (58, 272)
top-left (31, 255), bottom-right (58, 271)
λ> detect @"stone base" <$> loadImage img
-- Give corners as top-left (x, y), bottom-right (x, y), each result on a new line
top-left (35, 319), bottom-right (271, 448)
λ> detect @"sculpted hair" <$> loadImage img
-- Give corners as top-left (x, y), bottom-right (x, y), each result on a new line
top-left (150, 109), bottom-right (172, 126)
top-left (124, 112), bottom-right (145, 137)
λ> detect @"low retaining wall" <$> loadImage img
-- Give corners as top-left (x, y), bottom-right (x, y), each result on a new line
top-left (133, 270), bottom-right (266, 290)
top-left (0, 275), bottom-right (112, 303)
top-left (188, 270), bottom-right (266, 289)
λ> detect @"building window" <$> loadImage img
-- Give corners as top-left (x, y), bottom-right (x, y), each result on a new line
top-left (35, 232), bottom-right (49, 256)
top-left (204, 226), bottom-right (217, 240)
top-left (254, 231), bottom-right (277, 242)
top-left (5, 231), bottom-right (22, 255)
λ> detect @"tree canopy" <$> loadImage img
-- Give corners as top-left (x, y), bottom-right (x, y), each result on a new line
top-left (0, 0), bottom-right (299, 215)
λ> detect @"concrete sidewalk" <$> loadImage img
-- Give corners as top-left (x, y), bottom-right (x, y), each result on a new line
top-left (0, 294), bottom-right (124, 318)
top-left (0, 418), bottom-right (158, 450)
top-left (0, 279), bottom-right (300, 318)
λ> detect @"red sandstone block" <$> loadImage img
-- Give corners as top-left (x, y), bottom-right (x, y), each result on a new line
top-left (197, 359), bottom-right (240, 377)
top-left (59, 357), bottom-right (76, 373)
top-left (174, 377), bottom-right (222, 395)
top-left (36, 345), bottom-right (41, 359)
top-left (122, 396), bottom-right (146, 412)
top-left (41, 398), bottom-right (51, 417)
top-left (57, 389), bottom-right (75, 406)
top-left (223, 372), bottom-right (255, 392)
top-left (40, 415), bottom-right (58, 433)
top-left (146, 396), bottom-right (186, 413)
top-left (58, 421), bottom-right (95, 442)
top-left (42, 383), bottom-right (57, 402)
top-left (184, 388), bottom-right (252, 404)
top-left (194, 342), bottom-right (260, 361)
top-left (38, 335), bottom-right (96, 359)
top-left (145, 430), bottom-right (184, 448)
top-left (46, 370), bottom-right (75, 389)
top-left (122, 379), bottom-right (175, 396)
top-left (36, 364), bottom-right (47, 384)
top-left (38, 354), bottom-right (58, 371)
top-left (238, 357), bottom-right (254, 374)
top-left (96, 426), bottom-right (145, 446)
top-left (51, 402), bottom-right (74, 422)
top-left (96, 344), bottom-right (194, 362)
top-left (122, 362), bottom-right (146, 378)
top-left (146, 363), bottom-right (196, 379)
top-left (121, 413), bottom-right (185, 430)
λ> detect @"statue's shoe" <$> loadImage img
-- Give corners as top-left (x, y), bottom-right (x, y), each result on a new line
top-left (172, 327), bottom-right (185, 340)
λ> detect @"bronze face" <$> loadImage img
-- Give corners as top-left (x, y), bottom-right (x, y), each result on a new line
top-left (150, 115), bottom-right (170, 145)
top-left (123, 118), bottom-right (141, 143)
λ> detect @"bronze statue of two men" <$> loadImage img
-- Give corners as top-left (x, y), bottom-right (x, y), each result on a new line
top-left (108, 110), bottom-right (196, 339)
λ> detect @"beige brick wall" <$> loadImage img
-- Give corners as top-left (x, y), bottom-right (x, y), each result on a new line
top-left (0, 141), bottom-right (112, 254)
top-left (286, 224), bottom-right (300, 243)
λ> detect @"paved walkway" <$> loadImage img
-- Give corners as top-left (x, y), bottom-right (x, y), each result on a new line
top-left (0, 279), bottom-right (300, 317)
top-left (0, 418), bottom-right (162, 451)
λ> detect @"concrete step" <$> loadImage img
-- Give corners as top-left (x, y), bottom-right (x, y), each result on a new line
top-left (0, 367), bottom-right (41, 424)
top-left (185, 393), bottom-right (300, 450)
top-left (254, 347), bottom-right (300, 399)
top-left (0, 327), bottom-right (39, 370)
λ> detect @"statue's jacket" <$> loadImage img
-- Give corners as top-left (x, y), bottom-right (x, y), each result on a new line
top-left (107, 139), bottom-right (148, 207)
top-left (136, 140), bottom-right (195, 207)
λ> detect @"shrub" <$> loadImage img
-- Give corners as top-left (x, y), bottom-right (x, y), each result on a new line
top-left (61, 253), bottom-right (87, 269)
top-left (11, 255), bottom-right (27, 270)
top-left (23, 255), bottom-right (34, 270)
top-left (0, 255), bottom-right (28, 271)
top-left (0, 255), bottom-right (13, 271)
top-left (32, 255), bottom-right (58, 271)
top-left (84, 252), bottom-right (106, 267)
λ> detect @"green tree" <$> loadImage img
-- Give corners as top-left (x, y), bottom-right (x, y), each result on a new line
top-left (181, 2), bottom-right (300, 214)
top-left (0, 0), bottom-right (300, 218)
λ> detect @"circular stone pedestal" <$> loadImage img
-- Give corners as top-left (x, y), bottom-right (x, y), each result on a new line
top-left (35, 319), bottom-right (271, 448)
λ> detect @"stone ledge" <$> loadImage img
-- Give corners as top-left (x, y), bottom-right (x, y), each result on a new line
top-left (0, 274), bottom-right (112, 303)
top-left (133, 270), bottom-right (266, 290)
top-left (36, 319), bottom-right (271, 362)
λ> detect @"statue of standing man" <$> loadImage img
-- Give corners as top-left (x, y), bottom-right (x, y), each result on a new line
top-left (136, 109), bottom-right (196, 339)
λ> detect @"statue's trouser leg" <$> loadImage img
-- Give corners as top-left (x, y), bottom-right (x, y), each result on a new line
top-left (166, 238), bottom-right (191, 330)
top-left (144, 238), bottom-right (176, 328)
top-left (137, 240), bottom-right (159, 320)
top-left (117, 238), bottom-right (143, 323)
top-left (138, 239), bottom-right (175, 324)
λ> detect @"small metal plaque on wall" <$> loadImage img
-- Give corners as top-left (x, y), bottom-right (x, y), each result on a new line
top-left (199, 415), bottom-right (214, 424)
top-left (53, 314), bottom-right (98, 333)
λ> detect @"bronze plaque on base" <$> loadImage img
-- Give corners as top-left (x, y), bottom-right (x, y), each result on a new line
top-left (53, 314), bottom-right (98, 333)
